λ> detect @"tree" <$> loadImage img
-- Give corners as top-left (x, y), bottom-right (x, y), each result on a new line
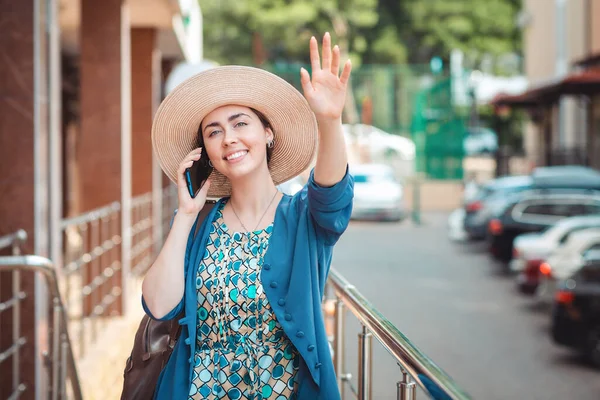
top-left (391, 0), bottom-right (523, 66)
top-left (199, 0), bottom-right (379, 67)
top-left (199, 0), bottom-right (522, 70)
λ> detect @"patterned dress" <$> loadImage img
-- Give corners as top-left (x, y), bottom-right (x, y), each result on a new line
top-left (188, 202), bottom-right (299, 400)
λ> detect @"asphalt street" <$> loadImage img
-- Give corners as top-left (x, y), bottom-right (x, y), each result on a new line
top-left (330, 213), bottom-right (600, 400)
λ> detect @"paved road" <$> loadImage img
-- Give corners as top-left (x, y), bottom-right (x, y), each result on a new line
top-left (331, 214), bottom-right (600, 400)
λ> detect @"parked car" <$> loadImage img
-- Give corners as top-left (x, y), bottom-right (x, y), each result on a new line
top-left (536, 229), bottom-right (600, 302)
top-left (277, 175), bottom-right (305, 196)
top-left (487, 166), bottom-right (600, 262)
top-left (448, 208), bottom-right (468, 241)
top-left (510, 215), bottom-right (600, 274)
top-left (463, 175), bottom-right (533, 240)
top-left (463, 127), bottom-right (498, 156)
top-left (516, 227), bottom-right (600, 295)
top-left (350, 164), bottom-right (405, 221)
top-left (551, 249), bottom-right (600, 368)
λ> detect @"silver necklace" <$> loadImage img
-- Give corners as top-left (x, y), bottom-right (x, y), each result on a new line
top-left (229, 189), bottom-right (279, 233)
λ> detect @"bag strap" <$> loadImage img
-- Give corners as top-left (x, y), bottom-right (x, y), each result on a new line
top-left (169, 200), bottom-right (218, 341)
top-left (194, 200), bottom-right (217, 239)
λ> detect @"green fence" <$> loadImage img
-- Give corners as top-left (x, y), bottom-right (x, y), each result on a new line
top-left (411, 77), bottom-right (467, 180)
top-left (268, 63), bottom-right (468, 180)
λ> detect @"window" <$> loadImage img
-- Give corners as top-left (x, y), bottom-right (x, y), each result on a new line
top-left (584, 204), bottom-right (600, 214)
top-left (559, 225), bottom-right (600, 244)
top-left (352, 171), bottom-right (397, 184)
top-left (579, 245), bottom-right (600, 282)
top-left (353, 174), bottom-right (369, 183)
top-left (521, 203), bottom-right (589, 218)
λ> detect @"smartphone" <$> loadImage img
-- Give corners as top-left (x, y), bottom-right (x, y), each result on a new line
top-left (184, 149), bottom-right (213, 198)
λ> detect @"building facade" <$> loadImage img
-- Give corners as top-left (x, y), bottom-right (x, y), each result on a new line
top-left (0, 0), bottom-right (202, 397)
top-left (494, 0), bottom-right (600, 170)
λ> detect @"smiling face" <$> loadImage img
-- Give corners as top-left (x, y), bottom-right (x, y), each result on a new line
top-left (200, 105), bottom-right (274, 183)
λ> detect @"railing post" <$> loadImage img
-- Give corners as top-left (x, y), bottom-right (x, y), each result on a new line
top-left (358, 325), bottom-right (373, 400)
top-left (334, 297), bottom-right (345, 397)
top-left (51, 298), bottom-right (61, 400)
top-left (11, 240), bottom-right (21, 397)
top-left (397, 367), bottom-right (417, 400)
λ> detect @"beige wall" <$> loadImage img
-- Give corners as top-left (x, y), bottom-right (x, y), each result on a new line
top-left (591, 0), bottom-right (600, 53)
top-left (522, 0), bottom-right (591, 160)
top-left (523, 0), bottom-right (556, 82)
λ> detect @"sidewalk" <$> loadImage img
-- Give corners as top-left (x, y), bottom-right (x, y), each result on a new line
top-left (75, 280), bottom-right (145, 400)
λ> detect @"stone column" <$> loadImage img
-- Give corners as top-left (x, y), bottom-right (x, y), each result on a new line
top-left (131, 27), bottom-right (164, 265)
top-left (0, 0), bottom-right (53, 397)
top-left (79, 0), bottom-right (130, 315)
top-left (131, 28), bottom-right (159, 197)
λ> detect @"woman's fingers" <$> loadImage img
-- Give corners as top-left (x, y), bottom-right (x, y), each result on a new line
top-left (340, 59), bottom-right (352, 86)
top-left (299, 67), bottom-right (313, 96)
top-left (309, 36), bottom-right (321, 72)
top-left (331, 45), bottom-right (340, 76)
top-left (321, 32), bottom-right (332, 71)
top-left (194, 179), bottom-right (212, 204)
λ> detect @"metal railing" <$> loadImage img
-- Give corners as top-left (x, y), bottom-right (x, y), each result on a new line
top-left (0, 255), bottom-right (83, 400)
top-left (0, 230), bottom-right (28, 400)
top-left (327, 269), bottom-right (471, 400)
top-left (131, 193), bottom-right (155, 276)
top-left (60, 202), bottom-right (123, 359)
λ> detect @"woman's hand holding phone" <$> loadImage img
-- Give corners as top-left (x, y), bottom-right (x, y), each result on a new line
top-left (176, 148), bottom-right (211, 216)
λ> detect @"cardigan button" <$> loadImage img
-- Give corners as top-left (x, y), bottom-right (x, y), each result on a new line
top-left (278, 298), bottom-right (286, 307)
top-left (315, 362), bottom-right (322, 369)
top-left (188, 357), bottom-right (192, 364)
top-left (296, 331), bottom-right (305, 338)
top-left (263, 263), bottom-right (271, 271)
top-left (270, 281), bottom-right (278, 289)
top-left (284, 313), bottom-right (292, 321)
top-left (184, 338), bottom-right (191, 345)
top-left (307, 345), bottom-right (315, 352)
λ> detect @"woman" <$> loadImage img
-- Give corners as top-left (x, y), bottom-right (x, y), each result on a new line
top-left (143, 33), bottom-right (354, 399)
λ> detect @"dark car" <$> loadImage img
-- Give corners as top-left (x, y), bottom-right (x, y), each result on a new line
top-left (486, 166), bottom-right (600, 263)
top-left (463, 175), bottom-right (532, 240)
top-left (551, 248), bottom-right (600, 368)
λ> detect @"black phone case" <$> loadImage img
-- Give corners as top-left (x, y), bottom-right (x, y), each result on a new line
top-left (185, 151), bottom-right (213, 198)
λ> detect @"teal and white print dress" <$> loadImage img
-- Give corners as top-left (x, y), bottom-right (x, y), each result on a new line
top-left (188, 201), bottom-right (299, 400)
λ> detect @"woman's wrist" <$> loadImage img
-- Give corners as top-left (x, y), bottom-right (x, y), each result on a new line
top-left (173, 210), bottom-right (197, 228)
top-left (316, 116), bottom-right (342, 131)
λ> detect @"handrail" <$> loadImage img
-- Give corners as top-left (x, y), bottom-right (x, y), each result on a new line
top-left (0, 229), bottom-right (28, 400)
top-left (0, 255), bottom-right (83, 400)
top-left (328, 268), bottom-right (471, 400)
top-left (0, 230), bottom-right (27, 252)
top-left (61, 201), bottom-right (121, 229)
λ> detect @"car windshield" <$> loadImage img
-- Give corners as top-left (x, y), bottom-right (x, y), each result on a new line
top-left (353, 171), bottom-right (395, 183)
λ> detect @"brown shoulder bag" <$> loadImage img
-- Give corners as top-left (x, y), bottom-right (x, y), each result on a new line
top-left (120, 201), bottom-right (216, 400)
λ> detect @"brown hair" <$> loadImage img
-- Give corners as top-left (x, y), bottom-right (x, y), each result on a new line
top-left (197, 107), bottom-right (275, 163)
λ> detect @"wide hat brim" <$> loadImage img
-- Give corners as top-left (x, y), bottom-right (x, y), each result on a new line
top-left (151, 65), bottom-right (318, 198)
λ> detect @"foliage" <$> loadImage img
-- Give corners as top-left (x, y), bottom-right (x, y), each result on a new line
top-left (200, 0), bottom-right (379, 66)
top-left (389, 0), bottom-right (522, 65)
top-left (199, 0), bottom-right (522, 68)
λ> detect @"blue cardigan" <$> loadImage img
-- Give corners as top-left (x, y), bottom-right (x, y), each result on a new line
top-left (142, 168), bottom-right (354, 399)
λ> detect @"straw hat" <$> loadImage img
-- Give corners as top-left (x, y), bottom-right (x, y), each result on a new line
top-left (152, 65), bottom-right (318, 198)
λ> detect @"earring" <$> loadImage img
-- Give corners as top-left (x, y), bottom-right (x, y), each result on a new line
top-left (208, 160), bottom-right (213, 167)
top-left (267, 139), bottom-right (274, 149)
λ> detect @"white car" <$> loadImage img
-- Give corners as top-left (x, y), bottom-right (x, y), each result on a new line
top-left (448, 208), bottom-right (468, 241)
top-left (510, 215), bottom-right (600, 273)
top-left (350, 164), bottom-right (405, 221)
top-left (536, 228), bottom-right (600, 303)
top-left (463, 127), bottom-right (498, 156)
top-left (342, 124), bottom-right (416, 161)
top-left (277, 175), bottom-right (305, 196)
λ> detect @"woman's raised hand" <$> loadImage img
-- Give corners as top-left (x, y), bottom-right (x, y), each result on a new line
top-left (300, 32), bottom-right (352, 122)
top-left (176, 148), bottom-right (212, 216)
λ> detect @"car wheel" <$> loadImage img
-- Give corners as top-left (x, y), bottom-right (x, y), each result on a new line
top-left (584, 326), bottom-right (600, 369)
